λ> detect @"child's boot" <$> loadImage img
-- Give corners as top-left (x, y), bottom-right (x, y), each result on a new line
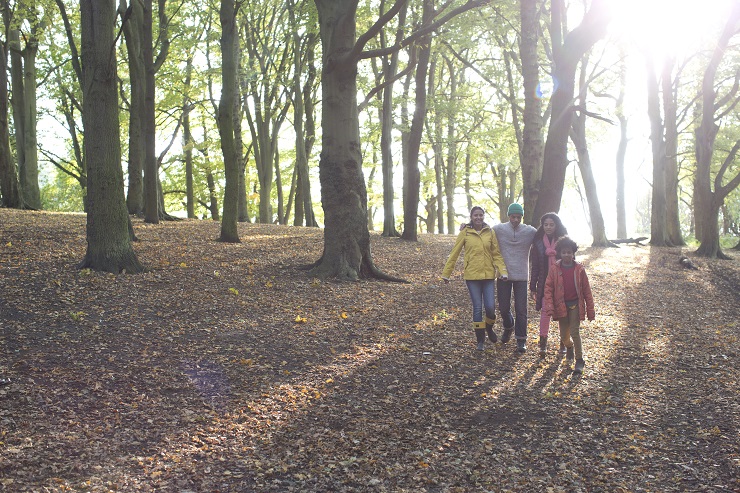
top-left (538, 336), bottom-right (547, 358)
top-left (573, 359), bottom-right (585, 374)
top-left (474, 322), bottom-right (486, 351)
top-left (485, 316), bottom-right (497, 343)
top-left (516, 338), bottom-right (527, 353)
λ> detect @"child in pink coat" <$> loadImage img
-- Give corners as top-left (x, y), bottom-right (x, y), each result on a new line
top-left (544, 236), bottom-right (595, 374)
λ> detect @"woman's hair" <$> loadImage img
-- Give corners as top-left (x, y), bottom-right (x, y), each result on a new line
top-left (470, 206), bottom-right (485, 217)
top-left (534, 212), bottom-right (568, 241)
top-left (554, 235), bottom-right (578, 256)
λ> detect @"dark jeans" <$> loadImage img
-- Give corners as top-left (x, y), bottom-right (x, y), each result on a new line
top-left (497, 279), bottom-right (528, 340)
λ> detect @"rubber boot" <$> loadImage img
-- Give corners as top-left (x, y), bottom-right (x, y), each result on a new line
top-left (538, 336), bottom-right (547, 359)
top-left (474, 322), bottom-right (486, 351)
top-left (475, 329), bottom-right (486, 351)
top-left (573, 359), bottom-right (585, 374)
top-left (485, 316), bottom-right (497, 343)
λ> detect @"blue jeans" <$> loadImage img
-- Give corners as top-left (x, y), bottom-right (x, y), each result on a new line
top-left (497, 279), bottom-right (528, 340)
top-left (465, 280), bottom-right (496, 324)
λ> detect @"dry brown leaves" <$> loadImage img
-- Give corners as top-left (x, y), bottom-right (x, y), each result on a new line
top-left (0, 209), bottom-right (738, 492)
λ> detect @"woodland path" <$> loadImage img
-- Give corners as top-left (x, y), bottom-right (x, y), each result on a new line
top-left (1, 209), bottom-right (738, 492)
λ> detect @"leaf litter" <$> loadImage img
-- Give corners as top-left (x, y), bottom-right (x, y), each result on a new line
top-left (0, 209), bottom-right (738, 492)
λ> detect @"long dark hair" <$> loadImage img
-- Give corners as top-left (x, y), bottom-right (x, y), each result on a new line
top-left (463, 206), bottom-right (486, 229)
top-left (533, 212), bottom-right (568, 242)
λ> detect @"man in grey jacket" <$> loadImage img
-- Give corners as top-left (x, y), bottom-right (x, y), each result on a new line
top-left (494, 203), bottom-right (537, 353)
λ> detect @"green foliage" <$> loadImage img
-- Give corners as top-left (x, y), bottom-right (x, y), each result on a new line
top-left (40, 170), bottom-right (84, 212)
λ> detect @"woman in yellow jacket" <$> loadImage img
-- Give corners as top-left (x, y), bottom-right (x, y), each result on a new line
top-left (442, 206), bottom-right (508, 350)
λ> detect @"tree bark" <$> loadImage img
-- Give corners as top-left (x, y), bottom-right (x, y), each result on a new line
top-left (401, 0), bottom-right (432, 242)
top-left (646, 54), bottom-right (670, 246)
top-left (121, 0), bottom-right (145, 216)
top-left (519, 0), bottom-right (543, 225)
top-left (661, 58), bottom-right (684, 246)
top-left (615, 54), bottom-right (627, 239)
top-left (218, 0), bottom-right (240, 242)
top-left (79, 0), bottom-right (143, 273)
top-left (533, 0), bottom-right (609, 220)
top-left (142, 0), bottom-right (158, 223)
top-left (694, 2), bottom-right (740, 259)
top-left (0, 41), bottom-right (20, 208)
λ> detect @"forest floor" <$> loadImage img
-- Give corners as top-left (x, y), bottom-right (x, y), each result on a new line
top-left (1, 208), bottom-right (739, 493)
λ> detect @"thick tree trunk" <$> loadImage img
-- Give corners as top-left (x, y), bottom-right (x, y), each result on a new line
top-left (519, 0), bottom-right (543, 225)
top-left (79, 0), bottom-right (143, 273)
top-left (310, 0), bottom-right (401, 281)
top-left (0, 43), bottom-right (20, 208)
top-left (218, 0), bottom-right (240, 242)
top-left (533, 0), bottom-right (609, 220)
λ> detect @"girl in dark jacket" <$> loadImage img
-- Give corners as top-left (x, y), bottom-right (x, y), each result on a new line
top-left (529, 212), bottom-right (568, 358)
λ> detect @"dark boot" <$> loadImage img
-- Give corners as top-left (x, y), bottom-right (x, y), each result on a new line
top-left (485, 316), bottom-right (497, 343)
top-left (475, 329), bottom-right (486, 351)
top-left (573, 359), bottom-right (585, 374)
top-left (516, 339), bottom-right (527, 353)
top-left (559, 341), bottom-right (567, 356)
top-left (500, 328), bottom-right (514, 344)
top-left (538, 337), bottom-right (547, 359)
top-left (566, 346), bottom-right (574, 361)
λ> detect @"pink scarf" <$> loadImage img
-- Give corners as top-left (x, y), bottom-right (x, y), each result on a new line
top-left (543, 235), bottom-right (557, 270)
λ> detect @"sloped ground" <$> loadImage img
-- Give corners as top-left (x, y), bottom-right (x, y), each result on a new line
top-left (0, 209), bottom-right (738, 492)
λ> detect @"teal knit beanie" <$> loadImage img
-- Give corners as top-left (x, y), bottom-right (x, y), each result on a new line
top-left (507, 203), bottom-right (524, 216)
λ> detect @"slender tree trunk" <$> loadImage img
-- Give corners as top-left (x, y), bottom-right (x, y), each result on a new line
top-left (121, 0), bottom-right (145, 215)
top-left (615, 54), bottom-right (628, 239)
top-left (142, 0), bottom-right (158, 223)
top-left (0, 41), bottom-right (20, 208)
top-left (662, 58), bottom-right (684, 246)
top-left (218, 0), bottom-right (239, 242)
top-left (646, 54), bottom-right (670, 246)
top-left (9, 30), bottom-right (41, 209)
top-left (79, 0), bottom-right (143, 273)
top-left (402, 0), bottom-right (432, 242)
top-left (182, 54), bottom-right (195, 219)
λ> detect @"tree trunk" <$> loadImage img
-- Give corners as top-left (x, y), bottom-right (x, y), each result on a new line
top-left (646, 54), bottom-right (671, 246)
top-left (9, 30), bottom-right (41, 210)
top-left (182, 54), bottom-right (195, 219)
top-left (0, 42), bottom-right (20, 208)
top-left (401, 0), bottom-right (432, 242)
top-left (218, 0), bottom-right (240, 242)
top-left (289, 0), bottom-right (317, 228)
top-left (519, 0), bottom-right (544, 225)
top-left (662, 58), bottom-right (684, 246)
top-left (142, 0), bottom-right (158, 223)
top-left (79, 0), bottom-right (143, 273)
top-left (694, 2), bottom-right (740, 259)
top-left (615, 54), bottom-right (628, 239)
top-left (379, 2), bottom-right (407, 238)
top-left (121, 0), bottom-right (145, 216)
top-left (533, 0), bottom-right (609, 220)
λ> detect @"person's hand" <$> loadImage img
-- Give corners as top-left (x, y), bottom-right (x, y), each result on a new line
top-left (500, 275), bottom-right (508, 281)
top-left (459, 222), bottom-right (466, 232)
top-left (530, 291), bottom-right (536, 302)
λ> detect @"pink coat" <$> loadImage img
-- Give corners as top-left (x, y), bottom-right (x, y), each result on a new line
top-left (544, 260), bottom-right (595, 321)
